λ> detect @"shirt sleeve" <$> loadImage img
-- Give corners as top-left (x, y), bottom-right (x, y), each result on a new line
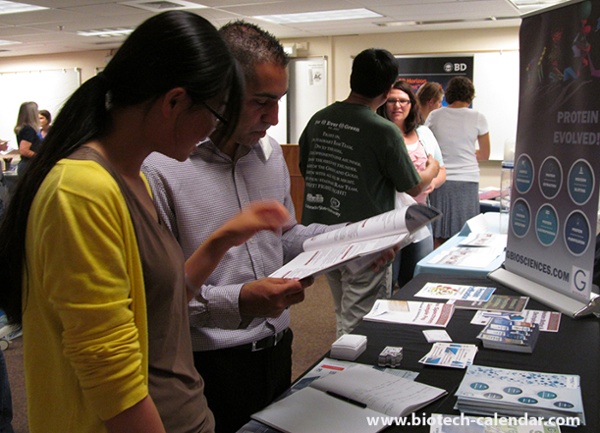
top-left (34, 163), bottom-right (148, 420)
top-left (418, 126), bottom-right (445, 166)
top-left (476, 111), bottom-right (490, 136)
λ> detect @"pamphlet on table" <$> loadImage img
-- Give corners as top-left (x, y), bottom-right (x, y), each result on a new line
top-left (448, 294), bottom-right (529, 313)
top-left (269, 204), bottom-right (440, 280)
top-left (363, 299), bottom-right (455, 328)
top-left (470, 309), bottom-right (561, 332)
top-left (251, 363), bottom-right (447, 433)
top-left (476, 317), bottom-right (540, 353)
top-left (419, 343), bottom-right (478, 369)
top-left (415, 282), bottom-right (495, 302)
top-left (455, 365), bottom-right (585, 425)
top-left (429, 245), bottom-right (505, 268)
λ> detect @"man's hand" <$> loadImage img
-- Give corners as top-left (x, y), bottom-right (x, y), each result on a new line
top-left (369, 247), bottom-right (399, 272)
top-left (425, 154), bottom-right (440, 176)
top-left (239, 277), bottom-right (314, 318)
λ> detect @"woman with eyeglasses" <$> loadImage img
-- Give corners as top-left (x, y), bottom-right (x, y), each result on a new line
top-left (377, 80), bottom-right (446, 287)
top-left (425, 76), bottom-right (490, 248)
top-left (0, 10), bottom-right (291, 433)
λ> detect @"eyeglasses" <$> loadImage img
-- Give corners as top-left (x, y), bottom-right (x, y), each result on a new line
top-left (386, 99), bottom-right (411, 106)
top-left (201, 100), bottom-right (228, 125)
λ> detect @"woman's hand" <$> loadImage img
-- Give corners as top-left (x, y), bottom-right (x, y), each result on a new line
top-left (214, 200), bottom-right (290, 248)
top-left (185, 200), bottom-right (290, 300)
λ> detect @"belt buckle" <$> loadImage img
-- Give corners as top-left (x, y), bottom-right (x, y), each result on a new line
top-left (250, 329), bottom-right (286, 352)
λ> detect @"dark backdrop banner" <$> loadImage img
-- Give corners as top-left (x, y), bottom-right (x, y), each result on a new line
top-left (395, 55), bottom-right (473, 99)
top-left (505, 0), bottom-right (600, 303)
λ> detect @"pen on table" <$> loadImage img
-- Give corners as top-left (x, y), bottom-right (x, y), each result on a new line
top-left (325, 390), bottom-right (367, 408)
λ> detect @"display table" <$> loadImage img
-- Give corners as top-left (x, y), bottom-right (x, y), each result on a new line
top-left (239, 273), bottom-right (599, 432)
top-left (414, 213), bottom-right (507, 278)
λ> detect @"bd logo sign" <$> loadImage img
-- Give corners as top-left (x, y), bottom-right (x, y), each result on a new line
top-left (443, 62), bottom-right (468, 72)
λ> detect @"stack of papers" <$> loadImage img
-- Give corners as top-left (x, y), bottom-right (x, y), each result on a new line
top-left (476, 317), bottom-right (540, 353)
top-left (419, 343), bottom-right (478, 369)
top-left (449, 294), bottom-right (529, 313)
top-left (363, 300), bottom-right (455, 328)
top-left (415, 282), bottom-right (496, 302)
top-left (251, 363), bottom-right (447, 433)
top-left (470, 310), bottom-right (562, 332)
top-left (428, 231), bottom-right (507, 269)
top-left (455, 365), bottom-right (585, 425)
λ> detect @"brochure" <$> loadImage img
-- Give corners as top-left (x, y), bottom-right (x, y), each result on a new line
top-left (470, 310), bottom-right (561, 332)
top-left (476, 317), bottom-right (540, 353)
top-left (454, 365), bottom-right (585, 425)
top-left (251, 363), bottom-right (447, 433)
top-left (419, 343), bottom-right (478, 369)
top-left (415, 282), bottom-right (495, 302)
top-left (363, 300), bottom-right (455, 328)
top-left (269, 204), bottom-right (440, 280)
top-left (448, 294), bottom-right (529, 313)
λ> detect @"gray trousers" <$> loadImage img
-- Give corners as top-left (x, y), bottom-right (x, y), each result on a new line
top-left (326, 264), bottom-right (392, 337)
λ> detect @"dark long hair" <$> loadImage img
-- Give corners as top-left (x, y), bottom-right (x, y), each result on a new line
top-left (0, 10), bottom-right (243, 324)
top-left (377, 80), bottom-right (421, 134)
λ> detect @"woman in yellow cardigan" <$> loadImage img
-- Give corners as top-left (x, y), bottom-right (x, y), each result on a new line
top-left (0, 10), bottom-right (299, 433)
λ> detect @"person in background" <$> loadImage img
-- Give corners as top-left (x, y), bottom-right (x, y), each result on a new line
top-left (425, 76), bottom-right (490, 247)
top-left (299, 48), bottom-right (440, 337)
top-left (416, 81), bottom-right (444, 122)
top-left (0, 148), bottom-right (13, 433)
top-left (0, 10), bottom-right (290, 433)
top-left (377, 80), bottom-right (446, 287)
top-left (0, 140), bottom-right (9, 217)
top-left (38, 109), bottom-right (52, 140)
top-left (14, 101), bottom-right (41, 175)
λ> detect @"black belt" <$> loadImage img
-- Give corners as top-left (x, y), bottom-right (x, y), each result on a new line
top-left (236, 328), bottom-right (289, 352)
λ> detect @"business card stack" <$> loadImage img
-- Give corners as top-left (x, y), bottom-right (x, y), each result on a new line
top-left (476, 317), bottom-right (540, 353)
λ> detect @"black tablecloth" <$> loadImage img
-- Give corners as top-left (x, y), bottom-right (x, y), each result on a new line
top-left (346, 273), bottom-right (600, 432)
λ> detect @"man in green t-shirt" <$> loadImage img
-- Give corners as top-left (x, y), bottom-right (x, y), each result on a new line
top-left (299, 48), bottom-right (440, 336)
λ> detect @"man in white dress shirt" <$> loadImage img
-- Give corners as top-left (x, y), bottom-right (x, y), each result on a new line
top-left (142, 21), bottom-right (331, 433)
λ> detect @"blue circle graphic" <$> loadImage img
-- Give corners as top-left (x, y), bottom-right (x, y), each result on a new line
top-left (511, 199), bottom-right (531, 238)
top-left (536, 205), bottom-right (559, 246)
top-left (515, 154), bottom-right (534, 194)
top-left (568, 159), bottom-right (595, 205)
top-left (539, 157), bottom-right (562, 199)
top-left (564, 211), bottom-right (590, 256)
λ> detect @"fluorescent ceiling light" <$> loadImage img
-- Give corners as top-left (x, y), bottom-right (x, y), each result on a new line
top-left (0, 39), bottom-right (20, 46)
top-left (255, 8), bottom-right (382, 24)
top-left (0, 1), bottom-right (47, 15)
top-left (508, 0), bottom-right (571, 10)
top-left (77, 28), bottom-right (134, 38)
top-left (120, 0), bottom-right (207, 12)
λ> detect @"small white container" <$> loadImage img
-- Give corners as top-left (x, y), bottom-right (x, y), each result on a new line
top-left (330, 334), bottom-right (367, 361)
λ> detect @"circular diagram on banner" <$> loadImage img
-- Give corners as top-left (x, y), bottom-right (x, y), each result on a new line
top-left (564, 210), bottom-right (590, 256)
top-left (515, 154), bottom-right (534, 194)
top-left (539, 156), bottom-right (562, 199)
top-left (535, 204), bottom-right (559, 246)
top-left (567, 159), bottom-right (595, 205)
top-left (511, 198), bottom-right (531, 238)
